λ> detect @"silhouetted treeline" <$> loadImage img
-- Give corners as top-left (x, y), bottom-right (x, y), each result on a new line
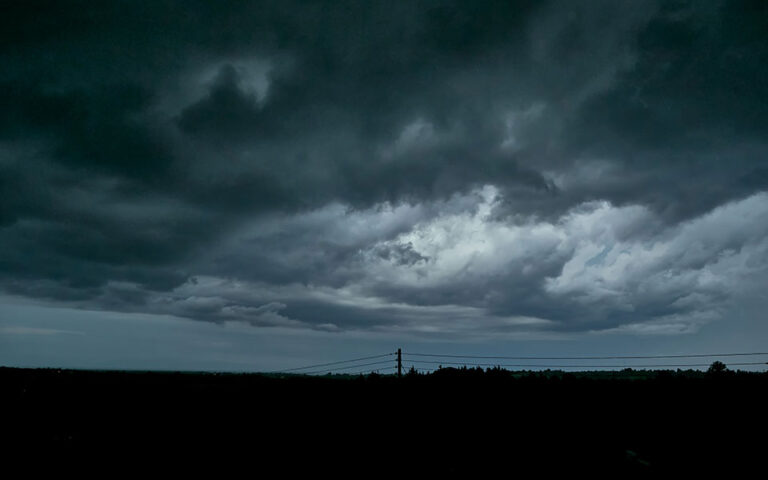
top-left (2, 366), bottom-right (766, 475)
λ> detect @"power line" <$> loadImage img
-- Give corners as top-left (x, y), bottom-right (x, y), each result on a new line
top-left (303, 360), bottom-right (395, 375)
top-left (345, 365), bottom-right (397, 374)
top-left (403, 359), bottom-right (768, 369)
top-left (306, 366), bottom-right (397, 376)
top-left (272, 353), bottom-right (394, 373)
top-left (301, 360), bottom-right (395, 375)
top-left (352, 366), bottom-right (397, 375)
top-left (403, 351), bottom-right (768, 360)
top-left (267, 350), bottom-right (768, 375)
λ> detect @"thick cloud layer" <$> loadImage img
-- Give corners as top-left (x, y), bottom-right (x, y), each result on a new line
top-left (2, 0), bottom-right (767, 337)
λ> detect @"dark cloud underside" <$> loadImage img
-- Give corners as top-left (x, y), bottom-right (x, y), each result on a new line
top-left (1, 0), bottom-right (767, 336)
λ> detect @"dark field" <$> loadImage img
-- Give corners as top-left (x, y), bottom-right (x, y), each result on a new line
top-left (3, 366), bottom-right (766, 475)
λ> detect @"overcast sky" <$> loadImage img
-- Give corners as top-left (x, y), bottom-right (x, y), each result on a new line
top-left (2, 0), bottom-right (768, 371)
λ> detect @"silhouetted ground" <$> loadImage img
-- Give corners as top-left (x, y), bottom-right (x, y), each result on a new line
top-left (2, 366), bottom-right (766, 476)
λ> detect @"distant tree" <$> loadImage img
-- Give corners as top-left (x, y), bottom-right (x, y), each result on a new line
top-left (707, 361), bottom-right (728, 374)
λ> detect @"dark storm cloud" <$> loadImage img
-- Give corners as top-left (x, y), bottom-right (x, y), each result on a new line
top-left (177, 65), bottom-right (271, 141)
top-left (543, 0), bottom-right (768, 221)
top-left (2, 0), bottom-right (768, 336)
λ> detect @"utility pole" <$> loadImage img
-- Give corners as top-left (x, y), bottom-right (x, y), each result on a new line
top-left (397, 348), bottom-right (402, 378)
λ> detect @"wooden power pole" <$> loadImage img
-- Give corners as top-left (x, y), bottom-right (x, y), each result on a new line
top-left (397, 348), bottom-right (402, 377)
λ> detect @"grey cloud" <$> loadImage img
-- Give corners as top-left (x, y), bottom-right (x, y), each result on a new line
top-left (372, 242), bottom-right (430, 266)
top-left (177, 65), bottom-right (271, 141)
top-left (1, 1), bottom-right (767, 337)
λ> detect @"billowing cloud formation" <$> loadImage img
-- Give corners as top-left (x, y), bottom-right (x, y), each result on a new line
top-left (103, 188), bottom-right (765, 337)
top-left (1, 1), bottom-right (767, 337)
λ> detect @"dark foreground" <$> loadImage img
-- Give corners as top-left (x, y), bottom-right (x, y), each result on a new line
top-left (3, 366), bottom-right (766, 475)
